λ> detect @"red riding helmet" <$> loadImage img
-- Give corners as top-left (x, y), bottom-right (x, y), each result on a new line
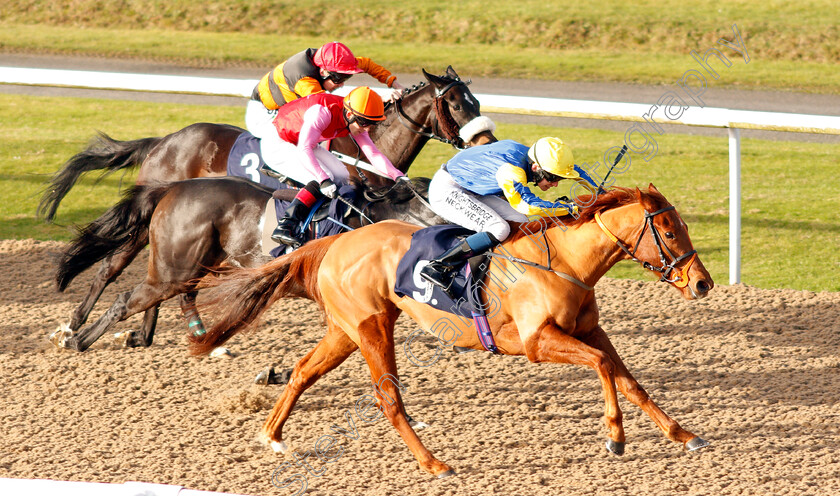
top-left (313, 42), bottom-right (363, 75)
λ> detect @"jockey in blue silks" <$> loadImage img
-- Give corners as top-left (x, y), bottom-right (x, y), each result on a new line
top-left (421, 137), bottom-right (599, 292)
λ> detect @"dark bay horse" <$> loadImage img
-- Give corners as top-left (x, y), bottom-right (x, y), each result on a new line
top-left (38, 66), bottom-right (496, 222)
top-left (50, 176), bottom-right (444, 352)
top-left (191, 185), bottom-right (714, 477)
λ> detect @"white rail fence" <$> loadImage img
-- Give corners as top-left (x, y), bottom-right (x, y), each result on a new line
top-left (4, 67), bottom-right (840, 285)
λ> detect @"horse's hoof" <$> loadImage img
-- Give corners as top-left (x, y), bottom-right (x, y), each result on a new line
top-left (686, 436), bottom-right (710, 452)
top-left (452, 346), bottom-right (476, 354)
top-left (436, 469), bottom-right (457, 479)
top-left (406, 415), bottom-right (430, 431)
top-left (49, 324), bottom-right (73, 349)
top-left (270, 440), bottom-right (289, 454)
top-left (605, 439), bottom-right (625, 455)
top-left (209, 347), bottom-right (234, 358)
top-left (113, 330), bottom-right (135, 348)
top-left (254, 367), bottom-right (273, 385)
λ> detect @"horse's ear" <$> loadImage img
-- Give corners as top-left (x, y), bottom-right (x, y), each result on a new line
top-left (635, 187), bottom-right (643, 203)
top-left (423, 68), bottom-right (445, 86)
top-left (445, 65), bottom-right (459, 79)
top-left (648, 183), bottom-right (660, 195)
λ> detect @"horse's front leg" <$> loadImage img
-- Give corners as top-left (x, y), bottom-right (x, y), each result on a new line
top-left (581, 325), bottom-right (709, 451)
top-left (524, 323), bottom-right (626, 453)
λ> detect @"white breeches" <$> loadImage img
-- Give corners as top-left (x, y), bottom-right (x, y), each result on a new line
top-left (245, 100), bottom-right (279, 139)
top-left (428, 168), bottom-right (528, 241)
top-left (260, 135), bottom-right (350, 186)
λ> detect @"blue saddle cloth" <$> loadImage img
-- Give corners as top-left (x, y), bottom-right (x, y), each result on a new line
top-left (227, 131), bottom-right (355, 258)
top-left (227, 131), bottom-right (285, 190)
top-left (394, 225), bottom-right (488, 318)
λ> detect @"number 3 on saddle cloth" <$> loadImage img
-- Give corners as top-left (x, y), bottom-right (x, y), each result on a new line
top-left (394, 225), bottom-right (500, 354)
top-left (227, 131), bottom-right (355, 258)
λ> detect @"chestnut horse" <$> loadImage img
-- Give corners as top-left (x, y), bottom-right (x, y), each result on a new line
top-left (38, 66), bottom-right (495, 222)
top-left (50, 176), bottom-right (444, 352)
top-left (191, 185), bottom-right (714, 477)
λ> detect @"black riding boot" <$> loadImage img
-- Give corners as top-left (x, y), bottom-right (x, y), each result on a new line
top-left (420, 232), bottom-right (500, 293)
top-left (271, 181), bottom-right (323, 247)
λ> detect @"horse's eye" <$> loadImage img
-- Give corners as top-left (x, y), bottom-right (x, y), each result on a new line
top-left (665, 232), bottom-right (675, 239)
top-left (453, 104), bottom-right (461, 111)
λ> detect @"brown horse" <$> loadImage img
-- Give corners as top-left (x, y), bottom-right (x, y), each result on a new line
top-left (50, 176), bottom-right (445, 352)
top-left (38, 66), bottom-right (495, 222)
top-left (191, 185), bottom-right (714, 477)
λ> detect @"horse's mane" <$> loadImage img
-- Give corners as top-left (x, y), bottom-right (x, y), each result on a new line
top-left (508, 187), bottom-right (666, 241)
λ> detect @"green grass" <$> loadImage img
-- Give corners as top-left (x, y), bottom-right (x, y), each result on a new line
top-left (2, 93), bottom-right (837, 292)
top-left (0, 0), bottom-right (838, 93)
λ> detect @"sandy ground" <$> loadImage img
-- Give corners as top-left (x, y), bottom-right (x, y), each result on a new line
top-left (1, 238), bottom-right (838, 495)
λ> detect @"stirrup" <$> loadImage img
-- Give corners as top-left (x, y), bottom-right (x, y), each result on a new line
top-left (420, 264), bottom-right (455, 292)
top-left (271, 226), bottom-right (302, 247)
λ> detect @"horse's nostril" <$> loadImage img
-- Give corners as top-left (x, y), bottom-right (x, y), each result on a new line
top-left (695, 280), bottom-right (711, 294)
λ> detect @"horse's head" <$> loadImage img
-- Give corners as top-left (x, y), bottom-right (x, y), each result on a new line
top-left (586, 185), bottom-right (714, 300)
top-left (629, 185), bottom-right (714, 299)
top-left (422, 66), bottom-right (497, 148)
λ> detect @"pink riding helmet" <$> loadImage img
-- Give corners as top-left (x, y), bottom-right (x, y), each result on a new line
top-left (313, 42), bottom-right (364, 75)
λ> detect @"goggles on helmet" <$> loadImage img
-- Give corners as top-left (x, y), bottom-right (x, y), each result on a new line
top-left (350, 115), bottom-right (379, 128)
top-left (533, 166), bottom-right (563, 184)
top-left (326, 72), bottom-right (352, 84)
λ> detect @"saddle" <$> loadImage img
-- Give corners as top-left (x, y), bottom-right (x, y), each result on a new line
top-left (394, 225), bottom-right (498, 352)
top-left (395, 225), bottom-right (492, 315)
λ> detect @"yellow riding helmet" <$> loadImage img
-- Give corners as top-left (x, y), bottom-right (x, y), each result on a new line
top-left (527, 137), bottom-right (578, 179)
top-left (343, 86), bottom-right (386, 121)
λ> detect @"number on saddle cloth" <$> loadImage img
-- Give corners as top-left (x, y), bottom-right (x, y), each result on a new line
top-left (394, 225), bottom-right (492, 319)
top-left (227, 131), bottom-right (285, 189)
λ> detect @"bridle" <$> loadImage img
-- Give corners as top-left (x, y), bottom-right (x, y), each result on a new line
top-left (344, 77), bottom-right (471, 191)
top-left (392, 78), bottom-right (471, 149)
top-left (594, 206), bottom-right (697, 288)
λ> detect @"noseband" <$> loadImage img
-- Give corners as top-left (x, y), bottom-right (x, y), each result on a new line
top-left (595, 206), bottom-right (697, 288)
top-left (393, 78), bottom-right (471, 149)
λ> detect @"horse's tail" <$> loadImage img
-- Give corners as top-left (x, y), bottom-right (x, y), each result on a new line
top-left (55, 182), bottom-right (172, 291)
top-left (38, 131), bottom-right (162, 222)
top-left (189, 235), bottom-right (341, 356)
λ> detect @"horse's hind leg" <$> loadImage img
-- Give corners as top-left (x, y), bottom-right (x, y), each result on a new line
top-left (261, 321), bottom-right (359, 452)
top-left (116, 289), bottom-right (197, 348)
top-left (67, 238), bottom-right (146, 331)
top-left (63, 282), bottom-right (179, 352)
top-left (582, 325), bottom-right (709, 451)
top-left (179, 291), bottom-right (206, 337)
top-left (356, 312), bottom-right (454, 478)
top-left (115, 305), bottom-right (160, 348)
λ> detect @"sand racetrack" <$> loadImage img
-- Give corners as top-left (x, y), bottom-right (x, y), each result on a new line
top-left (1, 238), bottom-right (838, 495)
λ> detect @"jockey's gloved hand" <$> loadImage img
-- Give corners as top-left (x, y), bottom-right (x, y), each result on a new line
top-left (319, 179), bottom-right (338, 198)
top-left (554, 195), bottom-right (571, 203)
top-left (564, 202), bottom-right (580, 215)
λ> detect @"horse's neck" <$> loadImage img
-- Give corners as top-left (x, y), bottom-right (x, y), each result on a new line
top-left (509, 204), bottom-right (644, 287)
top-left (377, 88), bottom-right (437, 170)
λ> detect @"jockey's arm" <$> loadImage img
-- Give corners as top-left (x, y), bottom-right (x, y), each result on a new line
top-left (291, 77), bottom-right (326, 99)
top-left (571, 165), bottom-right (599, 195)
top-left (355, 132), bottom-right (404, 180)
top-left (496, 164), bottom-right (577, 218)
top-left (356, 57), bottom-right (399, 88)
top-left (295, 105), bottom-right (334, 183)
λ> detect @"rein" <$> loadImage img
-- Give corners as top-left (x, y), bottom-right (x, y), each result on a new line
top-left (594, 206), bottom-right (697, 288)
top-left (485, 230), bottom-right (595, 291)
top-left (361, 179), bottom-right (436, 227)
top-left (393, 78), bottom-right (470, 149)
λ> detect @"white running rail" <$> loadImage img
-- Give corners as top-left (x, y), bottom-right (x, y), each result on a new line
top-left (4, 67), bottom-right (839, 284)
